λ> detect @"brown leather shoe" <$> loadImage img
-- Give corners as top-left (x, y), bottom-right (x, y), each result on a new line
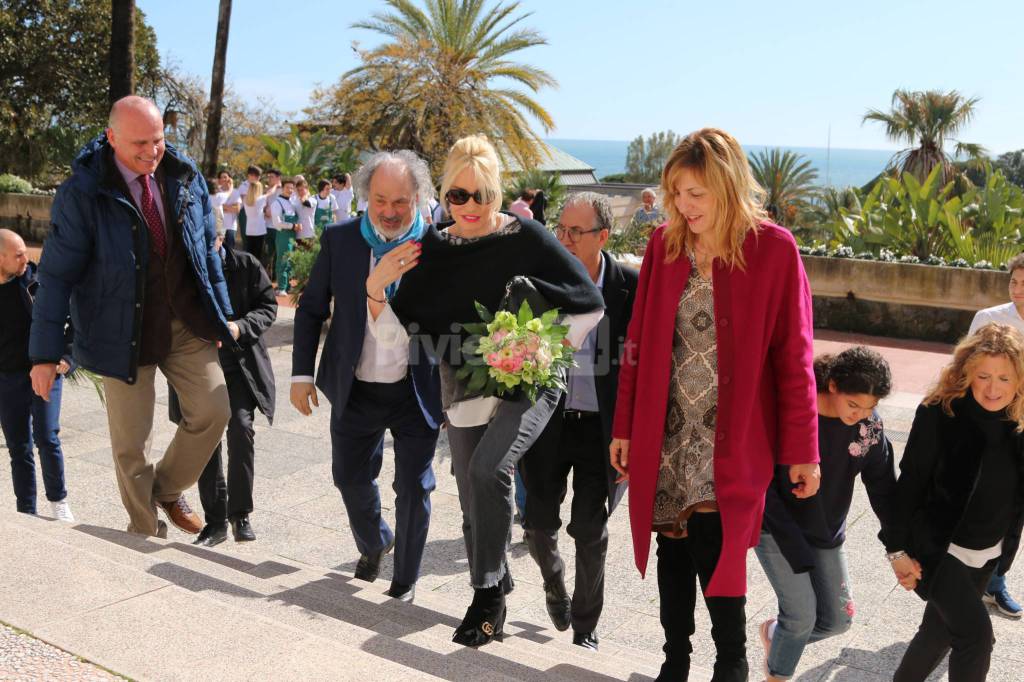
top-left (156, 496), bottom-right (203, 534)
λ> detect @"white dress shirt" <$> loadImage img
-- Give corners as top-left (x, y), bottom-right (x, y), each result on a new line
top-left (292, 253), bottom-right (409, 386)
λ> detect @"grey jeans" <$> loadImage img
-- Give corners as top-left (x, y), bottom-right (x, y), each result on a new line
top-left (447, 387), bottom-right (562, 588)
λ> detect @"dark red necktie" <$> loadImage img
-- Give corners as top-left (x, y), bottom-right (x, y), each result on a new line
top-left (137, 174), bottom-right (167, 258)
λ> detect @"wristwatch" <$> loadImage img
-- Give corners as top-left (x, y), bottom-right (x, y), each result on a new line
top-left (886, 550), bottom-right (907, 562)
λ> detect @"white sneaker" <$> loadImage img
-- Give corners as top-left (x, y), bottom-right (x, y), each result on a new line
top-left (50, 499), bottom-right (75, 522)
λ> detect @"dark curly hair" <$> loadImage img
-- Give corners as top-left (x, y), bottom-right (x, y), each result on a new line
top-left (813, 346), bottom-right (893, 399)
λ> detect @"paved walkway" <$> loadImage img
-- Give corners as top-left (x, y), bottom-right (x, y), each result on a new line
top-left (0, 622), bottom-right (122, 681)
top-left (2, 307), bottom-right (1023, 681)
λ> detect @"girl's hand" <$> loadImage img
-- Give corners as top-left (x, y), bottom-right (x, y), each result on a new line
top-left (610, 438), bottom-right (630, 482)
top-left (789, 463), bottom-right (821, 498)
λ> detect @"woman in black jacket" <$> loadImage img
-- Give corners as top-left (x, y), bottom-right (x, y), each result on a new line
top-left (390, 135), bottom-right (603, 647)
top-left (888, 323), bottom-right (1024, 682)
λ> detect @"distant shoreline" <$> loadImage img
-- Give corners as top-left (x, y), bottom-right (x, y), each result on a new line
top-left (546, 138), bottom-right (898, 188)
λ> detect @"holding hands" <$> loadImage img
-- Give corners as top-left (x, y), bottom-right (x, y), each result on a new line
top-left (889, 552), bottom-right (923, 591)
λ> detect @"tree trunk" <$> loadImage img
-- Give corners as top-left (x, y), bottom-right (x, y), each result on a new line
top-left (202, 0), bottom-right (233, 178)
top-left (109, 0), bottom-right (135, 106)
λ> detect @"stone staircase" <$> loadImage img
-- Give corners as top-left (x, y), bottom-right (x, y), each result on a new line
top-left (0, 511), bottom-right (698, 681)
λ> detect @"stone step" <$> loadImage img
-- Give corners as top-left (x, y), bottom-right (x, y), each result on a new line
top-left (32, 512), bottom-right (668, 679)
top-left (1, 512), bottom-right (698, 681)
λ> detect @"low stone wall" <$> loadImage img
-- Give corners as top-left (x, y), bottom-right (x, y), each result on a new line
top-left (0, 193), bottom-right (53, 243)
top-left (803, 255), bottom-right (1005, 343)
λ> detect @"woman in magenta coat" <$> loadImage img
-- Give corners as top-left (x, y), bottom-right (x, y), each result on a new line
top-left (610, 128), bottom-right (821, 681)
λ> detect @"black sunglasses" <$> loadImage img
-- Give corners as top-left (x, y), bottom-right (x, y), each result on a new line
top-left (445, 188), bottom-right (489, 206)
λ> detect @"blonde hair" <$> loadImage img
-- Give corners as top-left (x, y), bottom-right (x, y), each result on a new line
top-left (925, 323), bottom-right (1024, 431)
top-left (440, 134), bottom-right (502, 214)
top-left (660, 128), bottom-right (768, 268)
top-left (245, 180), bottom-right (263, 207)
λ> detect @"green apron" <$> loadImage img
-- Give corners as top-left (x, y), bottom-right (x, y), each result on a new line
top-left (314, 195), bottom-right (335, 230)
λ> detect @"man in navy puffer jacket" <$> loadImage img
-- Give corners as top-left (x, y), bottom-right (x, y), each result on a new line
top-left (29, 96), bottom-right (234, 538)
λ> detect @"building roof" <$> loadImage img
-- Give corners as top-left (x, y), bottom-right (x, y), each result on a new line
top-left (503, 142), bottom-right (596, 174)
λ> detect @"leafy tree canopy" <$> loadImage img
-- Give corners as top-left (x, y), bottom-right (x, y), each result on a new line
top-left (0, 0), bottom-right (161, 180)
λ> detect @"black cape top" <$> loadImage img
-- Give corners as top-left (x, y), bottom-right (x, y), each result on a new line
top-left (391, 215), bottom-right (604, 369)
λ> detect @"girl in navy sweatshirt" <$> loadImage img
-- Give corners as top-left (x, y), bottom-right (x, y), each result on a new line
top-left (756, 346), bottom-right (897, 681)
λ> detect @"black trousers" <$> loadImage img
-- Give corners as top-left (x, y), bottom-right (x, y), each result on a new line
top-left (656, 514), bottom-right (748, 682)
top-left (520, 407), bottom-right (609, 634)
top-left (894, 555), bottom-right (998, 682)
top-left (197, 368), bottom-right (257, 525)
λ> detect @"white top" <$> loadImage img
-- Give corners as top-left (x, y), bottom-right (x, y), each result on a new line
top-left (316, 194), bottom-right (339, 224)
top-left (332, 188), bottom-right (354, 218)
top-left (241, 194), bottom-right (267, 236)
top-left (969, 302), bottom-right (1024, 335)
top-left (294, 194), bottom-right (317, 239)
top-left (357, 198), bottom-right (368, 213)
top-left (212, 189), bottom-right (240, 232)
top-left (948, 540), bottom-right (1002, 569)
top-left (270, 194), bottom-right (299, 232)
top-left (291, 253), bottom-right (409, 386)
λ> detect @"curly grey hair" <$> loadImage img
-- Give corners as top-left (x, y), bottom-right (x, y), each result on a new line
top-left (353, 150), bottom-right (435, 207)
top-left (562, 191), bottom-right (614, 232)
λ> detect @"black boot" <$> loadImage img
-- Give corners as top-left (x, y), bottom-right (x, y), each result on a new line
top-left (452, 585), bottom-right (506, 647)
top-left (655, 534), bottom-right (692, 682)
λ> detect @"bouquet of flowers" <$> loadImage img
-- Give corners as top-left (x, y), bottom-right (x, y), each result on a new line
top-left (457, 300), bottom-right (575, 403)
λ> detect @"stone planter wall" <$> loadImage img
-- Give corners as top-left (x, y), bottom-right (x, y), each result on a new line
top-left (0, 193), bottom-right (53, 243)
top-left (802, 255), bottom-right (1006, 343)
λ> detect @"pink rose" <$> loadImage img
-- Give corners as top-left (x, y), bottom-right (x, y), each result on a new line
top-left (509, 356), bottom-right (524, 373)
top-left (500, 358), bottom-right (516, 372)
top-left (848, 443), bottom-right (863, 457)
top-left (525, 333), bottom-right (541, 353)
top-left (486, 353), bottom-right (502, 367)
top-left (492, 329), bottom-right (509, 344)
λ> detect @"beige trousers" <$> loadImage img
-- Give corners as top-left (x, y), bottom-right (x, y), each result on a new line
top-left (103, 319), bottom-right (230, 536)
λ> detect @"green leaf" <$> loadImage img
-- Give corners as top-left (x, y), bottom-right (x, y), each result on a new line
top-left (474, 301), bottom-right (494, 322)
top-left (467, 369), bottom-right (487, 393)
top-left (517, 300), bottom-right (534, 326)
top-left (540, 308), bottom-right (559, 325)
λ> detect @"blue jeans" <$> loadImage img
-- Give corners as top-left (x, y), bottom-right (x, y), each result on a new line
top-left (0, 371), bottom-right (67, 514)
top-left (755, 531), bottom-right (853, 679)
top-left (514, 466), bottom-right (527, 519)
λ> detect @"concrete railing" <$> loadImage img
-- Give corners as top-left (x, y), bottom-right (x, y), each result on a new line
top-left (0, 193), bottom-right (53, 242)
top-left (803, 255), bottom-right (1005, 343)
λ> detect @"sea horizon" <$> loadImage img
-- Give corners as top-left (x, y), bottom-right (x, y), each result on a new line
top-left (546, 138), bottom-right (898, 189)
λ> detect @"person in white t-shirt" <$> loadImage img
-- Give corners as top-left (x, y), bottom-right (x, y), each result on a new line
top-left (332, 173), bottom-right (354, 219)
top-left (968, 251), bottom-right (1024, 619)
top-left (292, 176), bottom-right (317, 244)
top-left (315, 179), bottom-right (340, 230)
top-left (241, 179), bottom-right (268, 261)
top-left (213, 170), bottom-right (242, 248)
top-left (269, 177), bottom-right (300, 295)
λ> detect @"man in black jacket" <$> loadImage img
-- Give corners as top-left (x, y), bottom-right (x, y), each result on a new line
top-left (173, 226), bottom-right (278, 546)
top-left (0, 230), bottom-right (74, 519)
top-left (519, 192), bottom-right (639, 650)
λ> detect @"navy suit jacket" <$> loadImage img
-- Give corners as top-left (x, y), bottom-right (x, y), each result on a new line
top-left (291, 218), bottom-right (443, 427)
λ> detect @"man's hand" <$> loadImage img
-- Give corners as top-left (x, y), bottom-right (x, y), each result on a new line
top-left (610, 438), bottom-right (630, 483)
top-left (227, 321), bottom-right (241, 340)
top-left (789, 462), bottom-right (821, 499)
top-left (30, 364), bottom-right (58, 401)
top-left (365, 241), bottom-right (422, 300)
top-left (56, 359), bottom-right (71, 375)
top-left (290, 382), bottom-right (319, 416)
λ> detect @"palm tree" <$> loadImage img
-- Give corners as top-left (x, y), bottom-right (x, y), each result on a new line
top-left (321, 0), bottom-right (556, 175)
top-left (109, 0), bottom-right (135, 105)
top-left (202, 0), bottom-right (232, 178)
top-left (749, 148), bottom-right (819, 226)
top-left (863, 89), bottom-right (985, 185)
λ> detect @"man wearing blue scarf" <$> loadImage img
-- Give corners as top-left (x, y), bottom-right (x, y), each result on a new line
top-left (291, 150), bottom-right (442, 603)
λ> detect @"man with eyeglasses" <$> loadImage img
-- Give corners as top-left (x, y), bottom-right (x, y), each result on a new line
top-left (519, 192), bottom-right (639, 650)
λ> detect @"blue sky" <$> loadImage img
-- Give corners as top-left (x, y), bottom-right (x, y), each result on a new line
top-left (137, 0), bottom-right (1024, 153)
